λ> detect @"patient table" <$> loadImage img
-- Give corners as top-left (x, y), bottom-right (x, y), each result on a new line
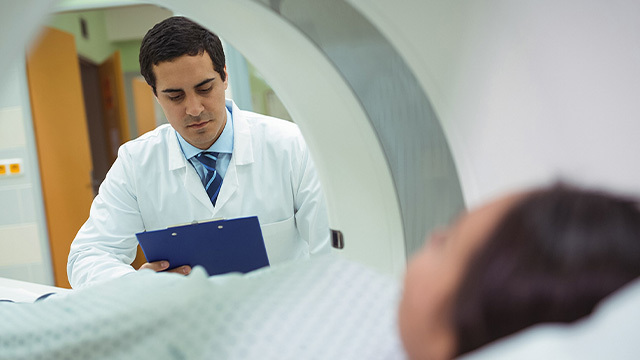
top-left (0, 255), bottom-right (404, 359)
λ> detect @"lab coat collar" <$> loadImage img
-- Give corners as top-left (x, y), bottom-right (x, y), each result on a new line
top-left (165, 128), bottom-right (215, 211)
top-left (227, 99), bottom-right (254, 166)
top-left (212, 99), bottom-right (254, 213)
top-left (167, 127), bottom-right (189, 171)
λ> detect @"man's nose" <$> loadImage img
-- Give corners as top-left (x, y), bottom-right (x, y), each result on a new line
top-left (185, 95), bottom-right (204, 116)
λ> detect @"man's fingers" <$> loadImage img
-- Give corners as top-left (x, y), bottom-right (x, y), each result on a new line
top-left (138, 261), bottom-right (190, 275)
top-left (139, 260), bottom-right (170, 272)
top-left (166, 265), bottom-right (191, 275)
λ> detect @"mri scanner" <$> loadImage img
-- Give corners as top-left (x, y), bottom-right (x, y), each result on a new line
top-left (3, 0), bottom-right (469, 278)
top-left (4, 0), bottom-right (640, 276)
top-left (1, 0), bottom-right (640, 358)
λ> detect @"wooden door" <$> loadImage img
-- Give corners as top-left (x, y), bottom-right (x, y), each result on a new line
top-left (98, 51), bottom-right (131, 162)
top-left (132, 76), bottom-right (157, 136)
top-left (26, 27), bottom-right (94, 288)
top-left (80, 58), bottom-right (110, 195)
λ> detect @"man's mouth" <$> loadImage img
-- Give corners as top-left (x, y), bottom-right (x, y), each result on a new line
top-left (188, 120), bottom-right (210, 129)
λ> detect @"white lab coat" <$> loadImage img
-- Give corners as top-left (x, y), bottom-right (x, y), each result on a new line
top-left (68, 100), bottom-right (331, 288)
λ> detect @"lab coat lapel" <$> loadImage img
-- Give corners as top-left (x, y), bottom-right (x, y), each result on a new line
top-left (214, 157), bottom-right (238, 213)
top-left (167, 129), bottom-right (214, 213)
top-left (213, 100), bottom-right (254, 214)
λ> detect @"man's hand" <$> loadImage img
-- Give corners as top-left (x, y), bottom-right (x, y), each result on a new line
top-left (139, 261), bottom-right (191, 275)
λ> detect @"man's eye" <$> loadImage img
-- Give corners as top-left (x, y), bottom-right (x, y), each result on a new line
top-left (169, 94), bottom-right (184, 101)
top-left (198, 86), bottom-right (213, 93)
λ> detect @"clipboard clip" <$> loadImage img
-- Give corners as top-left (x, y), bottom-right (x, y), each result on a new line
top-left (168, 217), bottom-right (225, 229)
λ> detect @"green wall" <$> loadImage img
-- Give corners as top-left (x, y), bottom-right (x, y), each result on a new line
top-left (46, 10), bottom-right (140, 73)
top-left (47, 10), bottom-right (114, 64)
top-left (114, 40), bottom-right (142, 73)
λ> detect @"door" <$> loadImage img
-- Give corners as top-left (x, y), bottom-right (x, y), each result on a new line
top-left (80, 58), bottom-right (110, 195)
top-left (98, 51), bottom-right (131, 162)
top-left (132, 76), bottom-right (157, 136)
top-left (26, 27), bottom-right (94, 288)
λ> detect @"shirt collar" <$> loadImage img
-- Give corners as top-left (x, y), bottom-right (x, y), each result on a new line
top-left (176, 105), bottom-right (234, 160)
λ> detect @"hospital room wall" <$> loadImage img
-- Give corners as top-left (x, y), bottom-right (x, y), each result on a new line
top-left (0, 60), bottom-right (53, 285)
top-left (0, 9), bottom-right (153, 286)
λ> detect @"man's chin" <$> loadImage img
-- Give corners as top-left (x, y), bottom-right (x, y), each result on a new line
top-left (186, 133), bottom-right (216, 150)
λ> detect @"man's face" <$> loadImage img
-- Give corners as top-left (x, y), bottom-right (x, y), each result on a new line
top-left (153, 51), bottom-right (228, 150)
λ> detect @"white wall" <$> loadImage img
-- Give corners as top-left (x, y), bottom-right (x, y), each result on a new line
top-left (352, 0), bottom-right (640, 207)
top-left (104, 5), bottom-right (173, 42)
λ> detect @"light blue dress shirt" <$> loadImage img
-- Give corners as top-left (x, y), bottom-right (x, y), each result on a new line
top-left (176, 105), bottom-right (234, 179)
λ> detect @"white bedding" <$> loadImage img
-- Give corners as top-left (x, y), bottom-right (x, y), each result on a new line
top-left (3, 253), bottom-right (638, 359)
top-left (0, 255), bottom-right (405, 359)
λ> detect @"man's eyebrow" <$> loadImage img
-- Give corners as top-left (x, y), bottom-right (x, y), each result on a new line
top-left (160, 78), bottom-right (216, 94)
top-left (195, 78), bottom-right (215, 87)
top-left (161, 87), bottom-right (183, 94)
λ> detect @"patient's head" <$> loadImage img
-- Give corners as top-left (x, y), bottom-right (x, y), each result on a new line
top-left (399, 184), bottom-right (640, 360)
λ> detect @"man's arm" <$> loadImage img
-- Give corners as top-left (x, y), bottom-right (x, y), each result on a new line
top-left (68, 145), bottom-right (192, 289)
top-left (67, 151), bottom-right (145, 288)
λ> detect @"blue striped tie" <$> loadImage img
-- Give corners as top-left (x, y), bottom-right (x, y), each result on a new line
top-left (195, 152), bottom-right (223, 206)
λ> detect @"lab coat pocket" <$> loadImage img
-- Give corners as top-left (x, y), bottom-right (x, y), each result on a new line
top-left (260, 215), bottom-right (306, 265)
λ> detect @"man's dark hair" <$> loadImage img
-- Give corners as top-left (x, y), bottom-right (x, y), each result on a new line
top-left (139, 16), bottom-right (226, 94)
top-left (453, 183), bottom-right (640, 356)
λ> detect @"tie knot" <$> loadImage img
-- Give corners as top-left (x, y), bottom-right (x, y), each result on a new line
top-left (196, 152), bottom-right (219, 170)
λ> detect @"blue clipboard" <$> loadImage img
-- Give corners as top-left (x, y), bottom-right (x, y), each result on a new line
top-left (136, 216), bottom-right (270, 276)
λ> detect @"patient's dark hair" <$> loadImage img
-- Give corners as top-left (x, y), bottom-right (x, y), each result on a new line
top-left (453, 183), bottom-right (640, 357)
top-left (139, 16), bottom-right (226, 94)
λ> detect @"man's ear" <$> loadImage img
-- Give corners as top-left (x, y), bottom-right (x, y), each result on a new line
top-left (223, 65), bottom-right (229, 89)
top-left (150, 85), bottom-right (162, 103)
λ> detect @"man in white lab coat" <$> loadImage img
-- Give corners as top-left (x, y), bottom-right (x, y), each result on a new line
top-left (67, 16), bottom-right (331, 288)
